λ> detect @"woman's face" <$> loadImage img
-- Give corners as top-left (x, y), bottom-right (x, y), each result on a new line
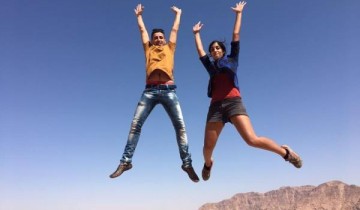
top-left (210, 42), bottom-right (225, 60)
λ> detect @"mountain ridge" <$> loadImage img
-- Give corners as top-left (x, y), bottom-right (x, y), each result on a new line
top-left (199, 180), bottom-right (360, 210)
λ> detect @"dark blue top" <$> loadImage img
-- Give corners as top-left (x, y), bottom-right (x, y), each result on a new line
top-left (199, 41), bottom-right (240, 98)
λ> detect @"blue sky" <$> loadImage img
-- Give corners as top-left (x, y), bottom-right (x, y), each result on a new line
top-left (1, 0), bottom-right (359, 209)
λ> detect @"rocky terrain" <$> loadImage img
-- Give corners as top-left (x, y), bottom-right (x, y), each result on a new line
top-left (199, 180), bottom-right (360, 210)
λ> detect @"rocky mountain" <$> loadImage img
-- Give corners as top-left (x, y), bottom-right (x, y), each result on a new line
top-left (199, 181), bottom-right (360, 210)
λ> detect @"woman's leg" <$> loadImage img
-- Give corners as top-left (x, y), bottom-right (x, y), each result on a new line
top-left (203, 122), bottom-right (224, 167)
top-left (230, 114), bottom-right (287, 157)
top-left (231, 114), bottom-right (302, 168)
top-left (202, 121), bottom-right (224, 180)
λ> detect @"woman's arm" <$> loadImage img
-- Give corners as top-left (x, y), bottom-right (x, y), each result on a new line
top-left (231, 1), bottom-right (247, 42)
top-left (193, 21), bottom-right (206, 57)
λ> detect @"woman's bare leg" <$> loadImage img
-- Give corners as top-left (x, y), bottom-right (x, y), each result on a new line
top-left (230, 115), bottom-right (287, 157)
top-left (203, 122), bottom-right (224, 167)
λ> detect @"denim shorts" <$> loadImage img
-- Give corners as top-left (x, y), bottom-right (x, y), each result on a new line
top-left (207, 97), bottom-right (248, 123)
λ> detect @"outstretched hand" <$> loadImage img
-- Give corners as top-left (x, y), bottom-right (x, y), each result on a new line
top-left (134, 4), bottom-right (144, 16)
top-left (231, 1), bottom-right (247, 13)
top-left (193, 21), bottom-right (204, 34)
top-left (171, 6), bottom-right (182, 15)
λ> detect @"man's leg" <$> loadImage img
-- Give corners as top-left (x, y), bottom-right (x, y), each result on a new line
top-left (110, 90), bottom-right (157, 178)
top-left (162, 90), bottom-right (199, 182)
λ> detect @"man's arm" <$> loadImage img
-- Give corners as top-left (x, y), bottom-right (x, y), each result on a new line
top-left (193, 21), bottom-right (206, 57)
top-left (169, 6), bottom-right (182, 44)
top-left (231, 1), bottom-right (247, 42)
top-left (134, 4), bottom-right (149, 44)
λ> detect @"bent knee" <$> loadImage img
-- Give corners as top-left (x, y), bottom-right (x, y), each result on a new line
top-left (244, 136), bottom-right (262, 147)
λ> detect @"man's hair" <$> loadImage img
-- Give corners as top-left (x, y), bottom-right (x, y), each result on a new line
top-left (151, 28), bottom-right (165, 39)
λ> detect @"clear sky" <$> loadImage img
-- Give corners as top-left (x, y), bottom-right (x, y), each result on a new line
top-left (1, 0), bottom-right (359, 209)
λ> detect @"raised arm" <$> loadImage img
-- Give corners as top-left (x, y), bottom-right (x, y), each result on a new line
top-left (169, 6), bottom-right (182, 44)
top-left (134, 4), bottom-right (149, 44)
top-left (231, 1), bottom-right (247, 42)
top-left (192, 21), bottom-right (206, 57)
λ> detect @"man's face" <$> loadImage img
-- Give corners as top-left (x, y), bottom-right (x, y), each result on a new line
top-left (151, 32), bottom-right (166, 46)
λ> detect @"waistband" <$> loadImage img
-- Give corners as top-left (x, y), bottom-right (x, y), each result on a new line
top-left (145, 84), bottom-right (177, 90)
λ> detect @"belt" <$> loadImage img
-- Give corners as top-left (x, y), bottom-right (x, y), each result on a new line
top-left (145, 84), bottom-right (177, 90)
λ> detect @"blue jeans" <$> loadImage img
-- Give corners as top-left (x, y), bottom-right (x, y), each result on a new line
top-left (120, 87), bottom-right (193, 167)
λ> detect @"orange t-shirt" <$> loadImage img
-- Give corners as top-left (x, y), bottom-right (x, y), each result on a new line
top-left (143, 41), bottom-right (176, 81)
